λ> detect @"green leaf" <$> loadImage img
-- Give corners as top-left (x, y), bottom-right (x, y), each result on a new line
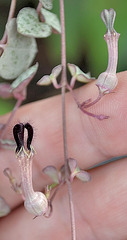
top-left (17, 7), bottom-right (52, 38)
top-left (0, 18), bottom-right (37, 79)
top-left (41, 8), bottom-right (61, 34)
top-left (40, 0), bottom-right (53, 10)
top-left (11, 63), bottom-right (39, 90)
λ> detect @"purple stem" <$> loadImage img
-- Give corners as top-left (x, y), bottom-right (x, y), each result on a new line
top-left (59, 0), bottom-right (76, 239)
top-left (80, 86), bottom-right (104, 108)
top-left (69, 86), bottom-right (109, 120)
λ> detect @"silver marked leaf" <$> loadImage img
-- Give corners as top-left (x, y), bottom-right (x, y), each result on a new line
top-left (43, 166), bottom-right (59, 184)
top-left (41, 8), bottom-right (61, 34)
top-left (17, 8), bottom-right (52, 38)
top-left (0, 18), bottom-right (37, 79)
top-left (40, 0), bottom-right (53, 10)
top-left (0, 197), bottom-right (11, 217)
top-left (11, 63), bottom-right (38, 91)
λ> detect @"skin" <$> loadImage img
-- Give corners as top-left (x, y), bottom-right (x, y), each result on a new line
top-left (0, 71), bottom-right (127, 239)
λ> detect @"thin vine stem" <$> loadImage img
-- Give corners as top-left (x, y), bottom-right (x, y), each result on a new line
top-left (59, 0), bottom-right (76, 239)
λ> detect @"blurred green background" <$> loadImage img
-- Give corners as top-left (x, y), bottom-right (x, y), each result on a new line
top-left (0, 0), bottom-right (127, 115)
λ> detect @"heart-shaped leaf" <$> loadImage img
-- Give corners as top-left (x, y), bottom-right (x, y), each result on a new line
top-left (41, 8), bottom-right (61, 34)
top-left (0, 18), bottom-right (37, 79)
top-left (11, 63), bottom-right (38, 90)
top-left (40, 0), bottom-right (53, 10)
top-left (17, 8), bottom-right (52, 38)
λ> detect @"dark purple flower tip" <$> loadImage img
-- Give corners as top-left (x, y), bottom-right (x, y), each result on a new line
top-left (13, 123), bottom-right (24, 153)
top-left (24, 123), bottom-right (33, 150)
top-left (13, 123), bottom-right (33, 152)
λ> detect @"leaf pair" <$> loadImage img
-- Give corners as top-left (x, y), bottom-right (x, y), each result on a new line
top-left (43, 158), bottom-right (91, 185)
top-left (37, 63), bottom-right (94, 89)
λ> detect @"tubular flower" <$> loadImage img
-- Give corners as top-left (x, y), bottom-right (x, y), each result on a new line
top-left (13, 123), bottom-right (48, 217)
top-left (97, 8), bottom-right (120, 93)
